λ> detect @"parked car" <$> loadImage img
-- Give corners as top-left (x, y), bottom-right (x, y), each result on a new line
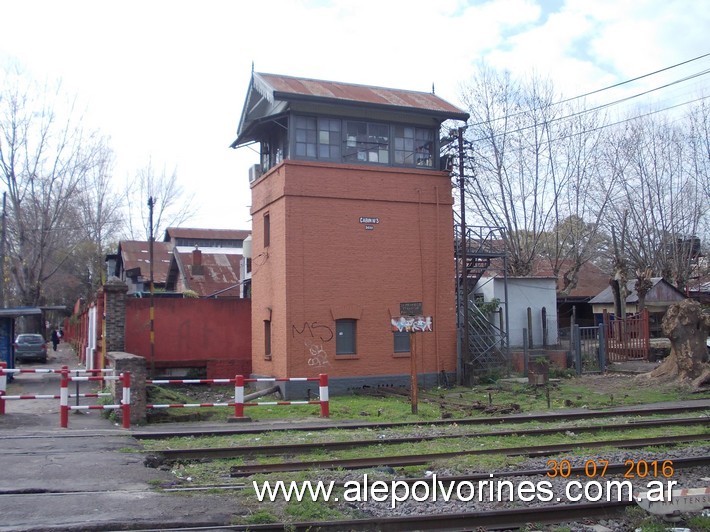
top-left (14, 334), bottom-right (48, 363)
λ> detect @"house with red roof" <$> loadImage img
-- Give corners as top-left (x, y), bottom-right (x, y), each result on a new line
top-left (106, 240), bottom-right (173, 295)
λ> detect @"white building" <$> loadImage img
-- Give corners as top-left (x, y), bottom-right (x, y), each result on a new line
top-left (473, 276), bottom-right (558, 348)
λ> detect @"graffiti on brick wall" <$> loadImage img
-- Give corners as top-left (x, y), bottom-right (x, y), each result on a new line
top-left (391, 315), bottom-right (433, 332)
top-left (291, 322), bottom-right (333, 342)
top-left (305, 339), bottom-right (329, 367)
top-left (292, 321), bottom-right (333, 367)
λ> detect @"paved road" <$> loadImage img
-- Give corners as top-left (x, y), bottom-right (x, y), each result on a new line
top-left (0, 344), bottom-right (240, 531)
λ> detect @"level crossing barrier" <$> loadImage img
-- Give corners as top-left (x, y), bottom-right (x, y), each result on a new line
top-left (0, 367), bottom-right (115, 408)
top-left (59, 368), bottom-right (131, 429)
top-left (0, 362), bottom-right (130, 428)
top-left (235, 374), bottom-right (329, 418)
top-left (0, 364), bottom-right (114, 414)
top-left (146, 374), bottom-right (329, 418)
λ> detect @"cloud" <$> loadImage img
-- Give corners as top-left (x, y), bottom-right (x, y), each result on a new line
top-left (1, 0), bottom-right (707, 230)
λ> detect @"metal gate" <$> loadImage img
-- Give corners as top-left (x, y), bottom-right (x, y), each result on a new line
top-left (571, 324), bottom-right (606, 374)
top-left (603, 310), bottom-right (650, 361)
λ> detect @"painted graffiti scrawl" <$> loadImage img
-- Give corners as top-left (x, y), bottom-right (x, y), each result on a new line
top-left (391, 316), bottom-right (433, 333)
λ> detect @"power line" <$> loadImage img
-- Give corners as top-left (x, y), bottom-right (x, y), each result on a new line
top-left (465, 52), bottom-right (710, 129)
top-left (549, 51), bottom-right (710, 107)
top-left (462, 79), bottom-right (710, 146)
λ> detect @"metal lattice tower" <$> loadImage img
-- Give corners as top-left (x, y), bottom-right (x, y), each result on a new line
top-left (454, 219), bottom-right (510, 382)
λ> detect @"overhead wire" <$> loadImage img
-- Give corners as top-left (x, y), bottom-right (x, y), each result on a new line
top-left (465, 51), bottom-right (710, 128)
top-left (460, 66), bottom-right (710, 147)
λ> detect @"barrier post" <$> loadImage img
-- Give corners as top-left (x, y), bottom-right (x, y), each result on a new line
top-left (60, 366), bottom-right (69, 428)
top-left (319, 373), bottom-right (329, 418)
top-left (121, 372), bottom-right (131, 429)
top-left (234, 374), bottom-right (244, 417)
top-left (0, 362), bottom-right (6, 415)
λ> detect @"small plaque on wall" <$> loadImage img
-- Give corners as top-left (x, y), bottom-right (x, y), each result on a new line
top-left (400, 301), bottom-right (423, 315)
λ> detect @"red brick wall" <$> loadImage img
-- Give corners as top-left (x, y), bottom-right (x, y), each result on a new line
top-left (250, 160), bottom-right (457, 380)
top-left (124, 298), bottom-right (251, 378)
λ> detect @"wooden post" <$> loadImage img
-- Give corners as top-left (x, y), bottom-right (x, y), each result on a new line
top-left (527, 307), bottom-right (533, 349)
top-left (410, 332), bottom-right (418, 414)
top-left (541, 307), bottom-right (548, 347)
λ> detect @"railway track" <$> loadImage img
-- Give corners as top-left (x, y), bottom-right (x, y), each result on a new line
top-left (112, 500), bottom-right (636, 531)
top-left (162, 454), bottom-right (710, 492)
top-left (228, 433), bottom-right (710, 476)
top-left (132, 400), bottom-right (710, 439)
top-left (135, 402), bottom-right (710, 531)
top-left (151, 415), bottom-right (708, 461)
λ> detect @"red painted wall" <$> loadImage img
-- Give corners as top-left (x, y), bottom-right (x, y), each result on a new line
top-left (124, 298), bottom-right (252, 378)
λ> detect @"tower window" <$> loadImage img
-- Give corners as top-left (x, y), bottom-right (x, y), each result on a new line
top-left (335, 319), bottom-right (357, 355)
top-left (264, 320), bottom-right (272, 360)
top-left (263, 213), bottom-right (270, 247)
top-left (344, 121), bottom-right (389, 164)
top-left (291, 114), bottom-right (434, 168)
top-left (394, 126), bottom-right (433, 167)
top-left (393, 330), bottom-right (410, 353)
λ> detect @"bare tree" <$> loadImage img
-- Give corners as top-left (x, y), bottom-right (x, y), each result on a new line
top-left (124, 158), bottom-right (195, 240)
top-left (603, 114), bottom-right (707, 292)
top-left (539, 104), bottom-right (614, 295)
top-left (460, 66), bottom-right (564, 275)
top-left (0, 69), bottom-right (109, 313)
top-left (460, 64), bottom-right (610, 288)
top-left (66, 136), bottom-right (123, 297)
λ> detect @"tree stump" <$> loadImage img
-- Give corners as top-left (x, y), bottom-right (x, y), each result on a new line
top-left (646, 299), bottom-right (710, 389)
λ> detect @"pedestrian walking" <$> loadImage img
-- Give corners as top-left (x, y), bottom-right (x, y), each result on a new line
top-left (51, 329), bottom-right (60, 352)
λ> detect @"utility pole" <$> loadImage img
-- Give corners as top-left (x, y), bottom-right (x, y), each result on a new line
top-left (148, 196), bottom-right (156, 377)
top-left (458, 127), bottom-right (470, 385)
top-left (0, 192), bottom-right (6, 308)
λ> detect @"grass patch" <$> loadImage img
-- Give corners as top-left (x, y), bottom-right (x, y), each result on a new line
top-left (141, 375), bottom-right (709, 426)
top-left (241, 509), bottom-right (279, 525)
top-left (284, 497), bottom-right (346, 521)
top-left (687, 514), bottom-right (710, 530)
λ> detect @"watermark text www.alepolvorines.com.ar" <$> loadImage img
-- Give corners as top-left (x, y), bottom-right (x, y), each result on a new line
top-left (252, 474), bottom-right (678, 509)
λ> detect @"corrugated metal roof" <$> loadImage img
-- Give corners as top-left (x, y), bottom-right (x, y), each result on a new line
top-left (233, 72), bottom-right (469, 147)
top-left (164, 227), bottom-right (251, 242)
top-left (176, 249), bottom-right (243, 298)
top-left (588, 278), bottom-right (686, 305)
top-left (256, 72), bottom-right (469, 118)
top-left (118, 241), bottom-right (173, 284)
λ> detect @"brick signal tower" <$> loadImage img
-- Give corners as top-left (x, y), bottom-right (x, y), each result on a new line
top-left (231, 72), bottom-right (469, 395)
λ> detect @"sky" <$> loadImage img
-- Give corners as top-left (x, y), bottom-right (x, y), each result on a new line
top-left (1, 0), bottom-right (709, 233)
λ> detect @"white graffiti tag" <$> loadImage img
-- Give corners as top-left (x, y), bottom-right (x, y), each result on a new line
top-left (305, 339), bottom-right (329, 367)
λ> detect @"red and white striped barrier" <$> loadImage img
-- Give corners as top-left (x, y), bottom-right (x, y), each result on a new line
top-left (145, 374), bottom-right (330, 419)
top-left (0, 393), bottom-right (111, 400)
top-left (0, 362), bottom-right (6, 415)
top-left (59, 368), bottom-right (131, 429)
top-left (234, 374), bottom-right (329, 418)
top-left (148, 402), bottom-right (236, 409)
top-left (0, 364), bottom-right (119, 420)
top-left (146, 378), bottom-right (238, 411)
top-left (1, 367), bottom-right (115, 375)
top-left (148, 378), bottom-right (233, 385)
